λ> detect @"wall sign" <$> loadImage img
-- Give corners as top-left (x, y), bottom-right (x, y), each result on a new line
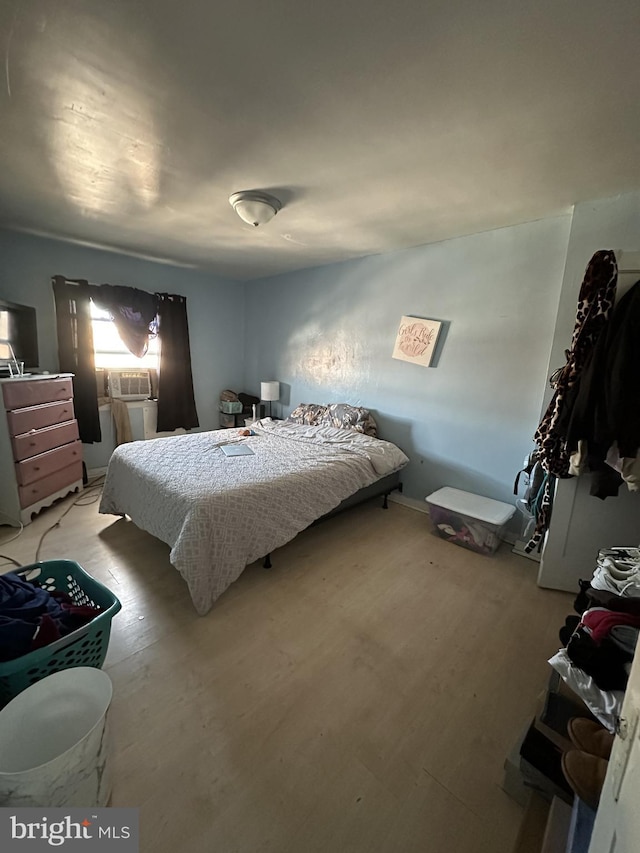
top-left (392, 316), bottom-right (442, 367)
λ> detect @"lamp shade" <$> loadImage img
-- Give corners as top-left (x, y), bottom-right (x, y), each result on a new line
top-left (229, 191), bottom-right (281, 227)
top-left (260, 381), bottom-right (280, 402)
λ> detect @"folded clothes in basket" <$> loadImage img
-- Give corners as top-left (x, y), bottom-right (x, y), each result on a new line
top-left (0, 573), bottom-right (102, 662)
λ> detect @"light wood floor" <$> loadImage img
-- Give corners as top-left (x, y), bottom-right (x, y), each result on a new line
top-left (0, 493), bottom-right (573, 853)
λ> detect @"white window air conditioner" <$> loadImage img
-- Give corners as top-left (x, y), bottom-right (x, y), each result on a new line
top-left (107, 369), bottom-right (151, 401)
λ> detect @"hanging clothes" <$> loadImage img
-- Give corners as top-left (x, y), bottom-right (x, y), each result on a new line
top-left (566, 280), bottom-right (640, 468)
top-left (525, 249), bottom-right (618, 551)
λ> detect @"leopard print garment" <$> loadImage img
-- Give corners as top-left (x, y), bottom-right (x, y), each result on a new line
top-left (525, 249), bottom-right (618, 552)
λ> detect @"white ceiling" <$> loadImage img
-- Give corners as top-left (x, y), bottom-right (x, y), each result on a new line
top-left (0, 0), bottom-right (639, 281)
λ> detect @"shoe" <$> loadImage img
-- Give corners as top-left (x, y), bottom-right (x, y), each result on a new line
top-left (573, 579), bottom-right (592, 615)
top-left (597, 558), bottom-right (640, 578)
top-left (591, 566), bottom-right (640, 597)
top-left (598, 547), bottom-right (640, 563)
top-left (561, 749), bottom-right (608, 810)
top-left (559, 615), bottom-right (581, 646)
top-left (567, 717), bottom-right (615, 760)
top-left (610, 625), bottom-right (640, 657)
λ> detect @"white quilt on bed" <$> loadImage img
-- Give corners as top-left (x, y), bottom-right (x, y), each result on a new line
top-left (99, 419), bottom-right (408, 614)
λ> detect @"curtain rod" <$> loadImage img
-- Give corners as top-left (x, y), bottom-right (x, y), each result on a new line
top-left (52, 276), bottom-right (88, 286)
top-left (53, 277), bottom-right (181, 303)
top-left (54, 276), bottom-right (171, 293)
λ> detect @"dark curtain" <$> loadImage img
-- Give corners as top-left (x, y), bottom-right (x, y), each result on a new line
top-left (88, 284), bottom-right (158, 358)
top-left (52, 276), bottom-right (101, 443)
top-left (156, 293), bottom-right (199, 432)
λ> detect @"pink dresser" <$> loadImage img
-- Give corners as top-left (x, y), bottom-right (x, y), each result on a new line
top-left (0, 374), bottom-right (83, 527)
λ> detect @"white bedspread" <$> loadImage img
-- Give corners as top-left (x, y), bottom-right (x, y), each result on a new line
top-left (99, 419), bottom-right (408, 614)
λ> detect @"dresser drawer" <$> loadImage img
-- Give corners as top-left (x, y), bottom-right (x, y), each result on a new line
top-left (7, 400), bottom-right (75, 436)
top-left (18, 461), bottom-right (83, 509)
top-left (12, 420), bottom-right (79, 462)
top-left (15, 441), bottom-right (82, 486)
top-left (3, 378), bottom-right (74, 411)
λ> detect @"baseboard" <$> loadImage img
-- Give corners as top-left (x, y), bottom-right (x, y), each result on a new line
top-left (87, 466), bottom-right (108, 480)
top-left (512, 540), bottom-right (542, 563)
top-left (388, 492), bottom-right (430, 514)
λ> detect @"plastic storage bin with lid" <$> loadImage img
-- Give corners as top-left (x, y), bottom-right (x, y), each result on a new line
top-left (425, 487), bottom-right (516, 555)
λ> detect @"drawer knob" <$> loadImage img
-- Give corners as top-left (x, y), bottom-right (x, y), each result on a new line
top-left (33, 466), bottom-right (40, 472)
top-left (29, 441), bottom-right (36, 446)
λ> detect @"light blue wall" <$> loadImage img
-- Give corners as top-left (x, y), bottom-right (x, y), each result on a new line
top-left (244, 215), bottom-right (571, 505)
top-left (1, 216), bottom-right (573, 509)
top-left (0, 228), bottom-right (244, 439)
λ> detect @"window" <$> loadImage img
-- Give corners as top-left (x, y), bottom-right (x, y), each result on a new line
top-left (90, 301), bottom-right (159, 369)
top-left (0, 310), bottom-right (9, 359)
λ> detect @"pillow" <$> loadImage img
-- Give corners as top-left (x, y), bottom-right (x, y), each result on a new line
top-left (323, 403), bottom-right (378, 437)
top-left (287, 403), bottom-right (378, 436)
top-left (287, 403), bottom-right (329, 425)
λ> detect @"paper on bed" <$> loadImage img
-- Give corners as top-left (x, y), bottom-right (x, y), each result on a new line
top-left (220, 444), bottom-right (254, 456)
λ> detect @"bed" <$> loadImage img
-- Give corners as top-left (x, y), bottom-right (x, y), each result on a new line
top-left (99, 408), bottom-right (409, 614)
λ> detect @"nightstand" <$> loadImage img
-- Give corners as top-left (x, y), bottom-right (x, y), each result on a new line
top-left (219, 413), bottom-right (245, 429)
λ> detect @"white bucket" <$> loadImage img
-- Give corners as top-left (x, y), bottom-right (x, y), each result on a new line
top-left (0, 667), bottom-right (113, 808)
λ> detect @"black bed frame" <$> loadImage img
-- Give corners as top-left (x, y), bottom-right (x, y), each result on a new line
top-left (261, 472), bottom-right (403, 569)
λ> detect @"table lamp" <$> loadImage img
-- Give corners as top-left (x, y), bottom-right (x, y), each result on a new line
top-left (260, 381), bottom-right (280, 418)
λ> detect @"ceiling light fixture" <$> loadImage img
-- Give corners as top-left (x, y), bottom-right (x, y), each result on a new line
top-left (229, 190), bottom-right (282, 227)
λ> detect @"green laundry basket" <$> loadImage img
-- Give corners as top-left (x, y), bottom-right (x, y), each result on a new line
top-left (0, 560), bottom-right (121, 706)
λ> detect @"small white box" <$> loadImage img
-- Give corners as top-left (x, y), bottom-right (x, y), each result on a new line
top-left (425, 487), bottom-right (515, 555)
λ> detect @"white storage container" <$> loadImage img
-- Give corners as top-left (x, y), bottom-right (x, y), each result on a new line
top-left (425, 487), bottom-right (516, 555)
top-left (0, 667), bottom-right (113, 807)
